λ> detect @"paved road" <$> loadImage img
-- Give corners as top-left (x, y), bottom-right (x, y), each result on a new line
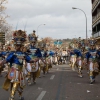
top-left (0, 63), bottom-right (100, 100)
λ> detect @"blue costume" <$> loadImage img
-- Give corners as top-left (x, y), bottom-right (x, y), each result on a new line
top-left (0, 51), bottom-right (9, 75)
top-left (74, 49), bottom-right (82, 57)
top-left (1, 30), bottom-right (34, 100)
top-left (6, 51), bottom-right (31, 66)
top-left (85, 48), bottom-right (97, 60)
top-left (85, 43), bottom-right (98, 84)
top-left (28, 45), bottom-right (42, 58)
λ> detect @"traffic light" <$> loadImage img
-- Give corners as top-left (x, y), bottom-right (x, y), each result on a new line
top-left (0, 32), bottom-right (5, 44)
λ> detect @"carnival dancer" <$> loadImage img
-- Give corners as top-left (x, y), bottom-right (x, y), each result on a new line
top-left (96, 47), bottom-right (100, 72)
top-left (39, 46), bottom-right (47, 77)
top-left (25, 30), bottom-right (45, 85)
top-left (0, 30), bottom-right (37, 100)
top-left (4, 43), bottom-right (13, 73)
top-left (61, 49), bottom-right (67, 64)
top-left (74, 43), bottom-right (83, 77)
top-left (85, 39), bottom-right (99, 84)
top-left (69, 49), bottom-right (76, 71)
top-left (88, 57), bottom-right (99, 84)
top-left (54, 48), bottom-right (59, 65)
top-left (77, 56), bottom-right (83, 77)
top-left (48, 50), bottom-right (54, 69)
top-left (0, 42), bottom-right (8, 76)
top-left (45, 49), bottom-right (53, 73)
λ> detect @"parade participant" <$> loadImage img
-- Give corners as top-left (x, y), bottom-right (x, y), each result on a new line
top-left (69, 49), bottom-right (76, 71)
top-left (74, 40), bottom-right (83, 77)
top-left (96, 47), bottom-right (100, 72)
top-left (53, 48), bottom-right (59, 65)
top-left (85, 39), bottom-right (99, 84)
top-left (25, 30), bottom-right (45, 85)
top-left (48, 50), bottom-right (54, 68)
top-left (88, 57), bottom-right (99, 84)
top-left (61, 49), bottom-right (67, 64)
top-left (0, 42), bottom-right (8, 76)
top-left (0, 30), bottom-right (37, 100)
top-left (85, 43), bottom-right (96, 67)
top-left (45, 49), bottom-right (53, 73)
top-left (77, 56), bottom-right (83, 77)
top-left (3, 44), bottom-right (12, 73)
top-left (39, 43), bottom-right (48, 77)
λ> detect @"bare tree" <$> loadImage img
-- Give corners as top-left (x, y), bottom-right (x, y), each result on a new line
top-left (0, 0), bottom-right (12, 41)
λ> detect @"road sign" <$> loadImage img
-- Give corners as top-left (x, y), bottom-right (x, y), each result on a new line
top-left (54, 40), bottom-right (62, 45)
top-left (0, 32), bottom-right (5, 44)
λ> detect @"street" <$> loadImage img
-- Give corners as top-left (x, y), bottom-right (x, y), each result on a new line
top-left (0, 63), bottom-right (100, 100)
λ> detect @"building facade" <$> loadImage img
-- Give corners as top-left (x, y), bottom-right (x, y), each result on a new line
top-left (92, 0), bottom-right (100, 44)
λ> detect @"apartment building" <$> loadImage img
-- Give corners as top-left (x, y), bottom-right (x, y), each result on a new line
top-left (92, 0), bottom-right (100, 44)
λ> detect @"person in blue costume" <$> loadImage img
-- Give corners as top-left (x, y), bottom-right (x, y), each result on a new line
top-left (0, 30), bottom-right (37, 100)
top-left (85, 44), bottom-right (97, 63)
top-left (0, 43), bottom-right (7, 76)
top-left (74, 49), bottom-right (82, 58)
top-left (40, 47), bottom-right (48, 76)
top-left (86, 39), bottom-right (99, 84)
top-left (96, 46), bottom-right (100, 72)
top-left (49, 50), bottom-right (55, 67)
top-left (74, 41), bottom-right (83, 77)
top-left (69, 49), bottom-right (77, 71)
top-left (44, 49), bottom-right (53, 73)
top-left (25, 30), bottom-right (45, 85)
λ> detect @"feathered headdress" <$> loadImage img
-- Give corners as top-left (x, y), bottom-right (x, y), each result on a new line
top-left (13, 30), bottom-right (27, 45)
top-left (88, 38), bottom-right (97, 46)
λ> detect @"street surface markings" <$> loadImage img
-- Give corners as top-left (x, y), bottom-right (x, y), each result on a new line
top-left (50, 75), bottom-right (55, 80)
top-left (87, 90), bottom-right (91, 93)
top-left (36, 91), bottom-right (46, 100)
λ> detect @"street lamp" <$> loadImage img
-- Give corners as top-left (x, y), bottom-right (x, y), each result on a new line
top-left (37, 24), bottom-right (45, 36)
top-left (72, 7), bottom-right (87, 40)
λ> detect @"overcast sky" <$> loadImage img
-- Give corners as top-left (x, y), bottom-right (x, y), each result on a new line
top-left (6, 0), bottom-right (92, 39)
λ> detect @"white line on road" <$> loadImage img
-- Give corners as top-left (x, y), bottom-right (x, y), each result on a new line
top-left (50, 75), bottom-right (55, 80)
top-left (36, 91), bottom-right (46, 100)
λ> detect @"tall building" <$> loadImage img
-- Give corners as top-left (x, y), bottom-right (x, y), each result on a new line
top-left (92, 0), bottom-right (100, 44)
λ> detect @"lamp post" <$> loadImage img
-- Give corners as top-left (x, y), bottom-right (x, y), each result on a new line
top-left (37, 24), bottom-right (45, 36)
top-left (72, 7), bottom-right (87, 40)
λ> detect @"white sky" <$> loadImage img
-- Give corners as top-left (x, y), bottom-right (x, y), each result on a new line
top-left (6, 0), bottom-right (92, 39)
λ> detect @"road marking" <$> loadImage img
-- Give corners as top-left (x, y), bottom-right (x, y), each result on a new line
top-left (50, 75), bottom-right (55, 80)
top-left (36, 91), bottom-right (46, 100)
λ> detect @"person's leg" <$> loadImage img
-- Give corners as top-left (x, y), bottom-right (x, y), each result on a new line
top-left (0, 67), bottom-right (3, 77)
top-left (9, 82), bottom-right (19, 100)
top-left (18, 86), bottom-right (24, 100)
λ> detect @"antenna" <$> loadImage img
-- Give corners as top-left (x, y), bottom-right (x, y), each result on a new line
top-left (22, 20), bottom-right (25, 30)
top-left (15, 21), bottom-right (19, 30)
top-left (24, 20), bottom-right (28, 31)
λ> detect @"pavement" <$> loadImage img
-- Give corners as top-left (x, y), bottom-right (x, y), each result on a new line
top-left (0, 62), bottom-right (100, 100)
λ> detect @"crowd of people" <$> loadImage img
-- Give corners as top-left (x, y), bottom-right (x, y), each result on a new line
top-left (0, 30), bottom-right (100, 100)
top-left (0, 30), bottom-right (54, 100)
top-left (68, 38), bottom-right (100, 84)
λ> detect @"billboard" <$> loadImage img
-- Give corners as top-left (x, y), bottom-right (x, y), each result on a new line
top-left (0, 32), bottom-right (5, 44)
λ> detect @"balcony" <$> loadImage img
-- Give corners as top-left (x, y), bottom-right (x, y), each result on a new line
top-left (93, 31), bottom-right (100, 38)
top-left (92, 0), bottom-right (100, 13)
top-left (92, 11), bottom-right (100, 26)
